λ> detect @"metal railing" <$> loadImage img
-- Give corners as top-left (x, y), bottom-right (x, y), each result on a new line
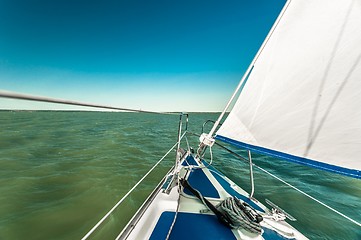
top-left (81, 133), bottom-right (187, 240)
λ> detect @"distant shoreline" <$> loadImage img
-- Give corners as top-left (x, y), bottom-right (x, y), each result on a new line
top-left (0, 109), bottom-right (223, 114)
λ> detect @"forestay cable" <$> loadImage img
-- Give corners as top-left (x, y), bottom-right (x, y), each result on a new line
top-left (0, 90), bottom-right (176, 115)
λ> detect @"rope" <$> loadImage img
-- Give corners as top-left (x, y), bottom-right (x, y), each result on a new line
top-left (165, 177), bottom-right (181, 240)
top-left (0, 90), bottom-right (176, 115)
top-left (81, 137), bottom-right (185, 240)
top-left (216, 197), bottom-right (262, 234)
top-left (181, 178), bottom-right (262, 234)
top-left (213, 141), bottom-right (361, 227)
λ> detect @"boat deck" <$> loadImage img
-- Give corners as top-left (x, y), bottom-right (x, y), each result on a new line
top-left (117, 154), bottom-right (307, 240)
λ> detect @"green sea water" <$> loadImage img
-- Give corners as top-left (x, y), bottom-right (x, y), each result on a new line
top-left (0, 111), bottom-right (360, 240)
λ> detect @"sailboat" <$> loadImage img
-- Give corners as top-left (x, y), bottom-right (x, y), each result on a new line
top-left (102, 0), bottom-right (361, 239)
top-left (1, 0), bottom-right (360, 239)
top-left (83, 0), bottom-right (361, 239)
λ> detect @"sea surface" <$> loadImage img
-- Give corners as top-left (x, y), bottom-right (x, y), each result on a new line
top-left (0, 111), bottom-right (360, 240)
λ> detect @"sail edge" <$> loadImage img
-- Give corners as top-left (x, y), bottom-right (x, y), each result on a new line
top-left (216, 135), bottom-right (361, 179)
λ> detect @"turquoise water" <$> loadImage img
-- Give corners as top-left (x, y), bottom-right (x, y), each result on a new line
top-left (0, 111), bottom-right (360, 240)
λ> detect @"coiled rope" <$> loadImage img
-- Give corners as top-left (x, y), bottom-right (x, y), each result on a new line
top-left (181, 179), bottom-right (263, 234)
top-left (214, 141), bottom-right (361, 228)
top-left (216, 197), bottom-right (262, 234)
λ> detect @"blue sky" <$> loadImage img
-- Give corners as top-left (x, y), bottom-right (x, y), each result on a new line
top-left (0, 0), bottom-right (285, 111)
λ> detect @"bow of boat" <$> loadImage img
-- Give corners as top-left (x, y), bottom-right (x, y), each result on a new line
top-left (116, 152), bottom-right (307, 240)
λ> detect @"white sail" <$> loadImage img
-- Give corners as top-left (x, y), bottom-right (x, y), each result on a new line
top-left (216, 0), bottom-right (361, 178)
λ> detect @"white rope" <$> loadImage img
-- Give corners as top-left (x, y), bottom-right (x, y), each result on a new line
top-left (254, 165), bottom-right (361, 227)
top-left (81, 136), bottom-right (185, 240)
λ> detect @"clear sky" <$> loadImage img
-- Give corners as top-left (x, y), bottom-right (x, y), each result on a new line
top-left (0, 0), bottom-right (285, 112)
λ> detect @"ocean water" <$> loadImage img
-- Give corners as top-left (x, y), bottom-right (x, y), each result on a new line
top-left (0, 111), bottom-right (360, 240)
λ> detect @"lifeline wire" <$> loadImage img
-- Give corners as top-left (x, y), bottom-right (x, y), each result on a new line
top-left (213, 141), bottom-right (361, 227)
top-left (254, 165), bottom-right (361, 227)
top-left (0, 90), bottom-right (176, 115)
top-left (82, 132), bottom-right (187, 240)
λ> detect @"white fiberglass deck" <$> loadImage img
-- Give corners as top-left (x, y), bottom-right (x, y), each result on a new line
top-left (117, 154), bottom-right (307, 240)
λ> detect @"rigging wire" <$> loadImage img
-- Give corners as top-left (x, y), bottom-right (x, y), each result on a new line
top-left (0, 90), bottom-right (177, 115)
top-left (204, 0), bottom-right (292, 138)
top-left (213, 141), bottom-right (361, 228)
top-left (254, 165), bottom-right (361, 228)
top-left (81, 132), bottom-right (186, 240)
